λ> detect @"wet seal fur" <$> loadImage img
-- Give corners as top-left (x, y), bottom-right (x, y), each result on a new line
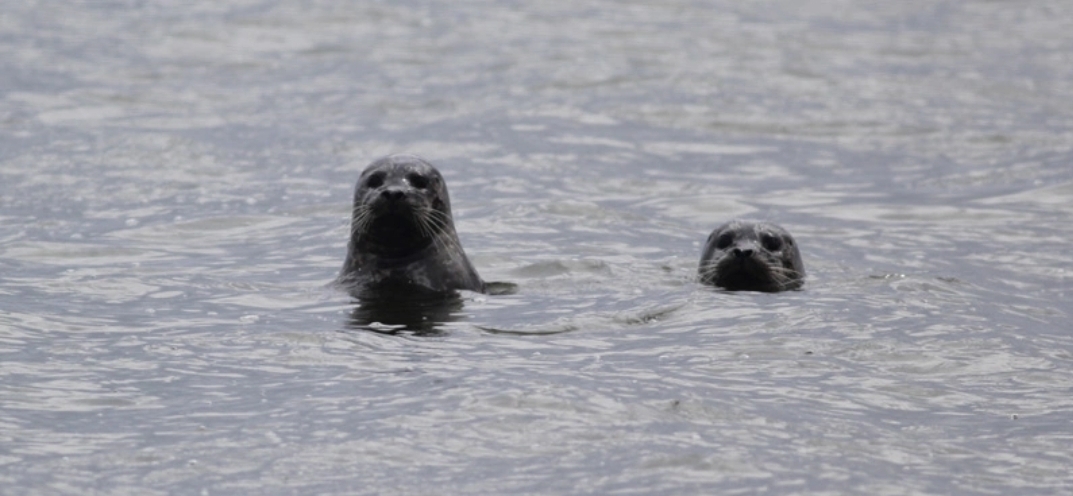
top-left (337, 154), bottom-right (485, 298)
top-left (698, 220), bottom-right (804, 292)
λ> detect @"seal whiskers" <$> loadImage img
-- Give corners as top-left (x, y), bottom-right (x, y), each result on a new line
top-left (348, 204), bottom-right (375, 240)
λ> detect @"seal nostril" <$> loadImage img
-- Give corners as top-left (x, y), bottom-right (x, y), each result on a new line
top-left (733, 248), bottom-right (753, 258)
top-left (381, 188), bottom-right (404, 201)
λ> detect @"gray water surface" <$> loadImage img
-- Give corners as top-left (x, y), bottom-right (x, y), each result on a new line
top-left (2, 1), bottom-right (1072, 494)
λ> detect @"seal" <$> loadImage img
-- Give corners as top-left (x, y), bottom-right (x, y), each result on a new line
top-left (698, 220), bottom-right (804, 292)
top-left (337, 154), bottom-right (485, 297)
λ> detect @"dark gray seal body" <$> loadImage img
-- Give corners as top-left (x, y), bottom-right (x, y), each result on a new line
top-left (337, 154), bottom-right (485, 297)
top-left (698, 220), bottom-right (805, 292)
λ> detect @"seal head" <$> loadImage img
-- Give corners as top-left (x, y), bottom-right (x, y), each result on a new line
top-left (337, 154), bottom-right (485, 297)
top-left (699, 220), bottom-right (804, 292)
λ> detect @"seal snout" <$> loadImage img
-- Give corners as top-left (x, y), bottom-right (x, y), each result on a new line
top-left (372, 182), bottom-right (419, 214)
top-left (380, 186), bottom-right (408, 202)
top-left (732, 245), bottom-right (756, 259)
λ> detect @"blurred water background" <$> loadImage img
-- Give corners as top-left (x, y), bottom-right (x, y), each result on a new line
top-left (2, 1), bottom-right (1072, 494)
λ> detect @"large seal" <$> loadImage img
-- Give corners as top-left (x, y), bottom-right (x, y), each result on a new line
top-left (698, 220), bottom-right (804, 292)
top-left (337, 154), bottom-right (485, 297)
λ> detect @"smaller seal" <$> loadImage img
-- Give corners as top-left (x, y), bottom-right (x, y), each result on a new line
top-left (337, 154), bottom-right (485, 297)
top-left (698, 220), bottom-right (804, 292)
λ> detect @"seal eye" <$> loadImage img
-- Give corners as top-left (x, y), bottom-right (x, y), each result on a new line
top-left (407, 173), bottom-right (429, 190)
top-left (716, 232), bottom-right (734, 250)
top-left (761, 234), bottom-right (783, 251)
top-left (366, 173), bottom-right (385, 189)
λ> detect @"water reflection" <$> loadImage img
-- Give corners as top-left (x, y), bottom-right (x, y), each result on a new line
top-left (342, 279), bottom-right (518, 334)
top-left (344, 291), bottom-right (466, 335)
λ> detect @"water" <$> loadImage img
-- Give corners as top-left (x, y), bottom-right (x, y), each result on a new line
top-left (2, 0), bottom-right (1072, 493)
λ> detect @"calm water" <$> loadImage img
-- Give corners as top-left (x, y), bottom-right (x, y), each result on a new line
top-left (3, 1), bottom-right (1072, 494)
